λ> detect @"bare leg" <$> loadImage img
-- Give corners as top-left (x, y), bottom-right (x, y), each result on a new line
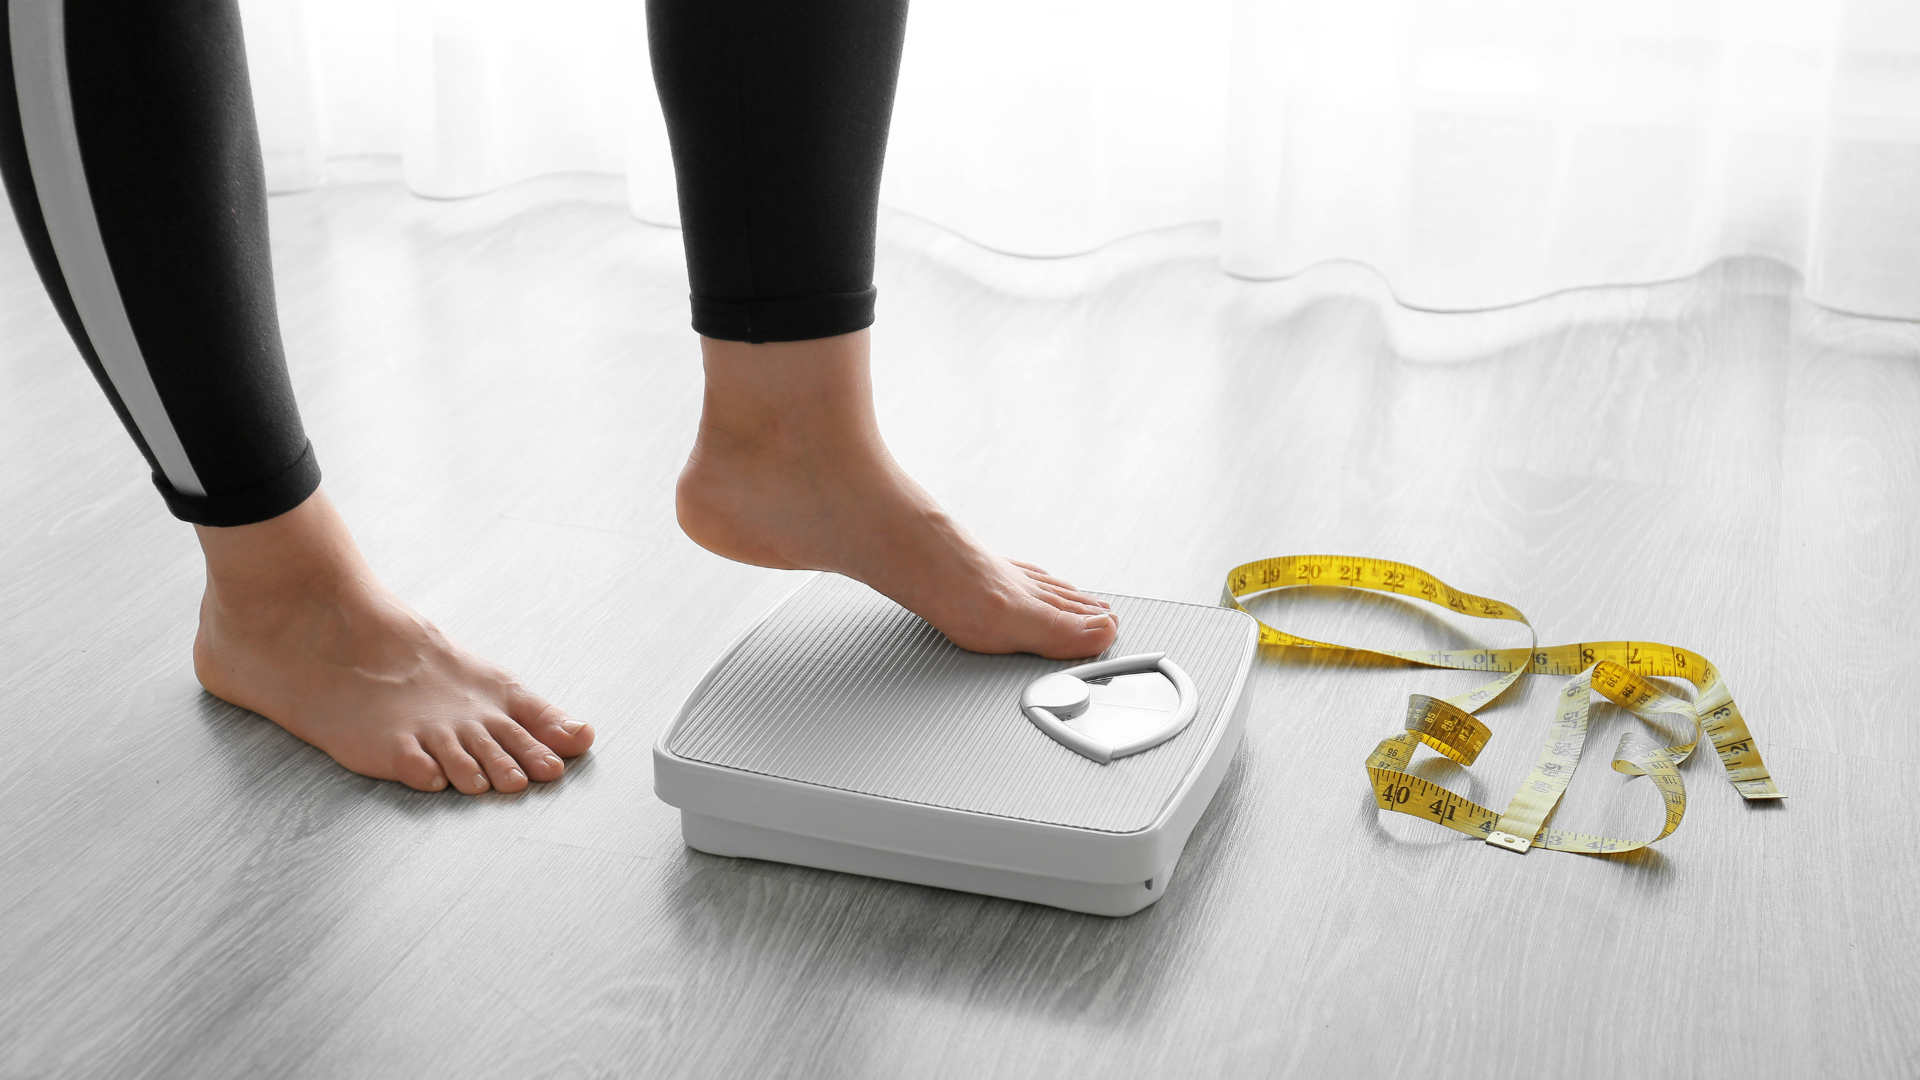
top-left (676, 330), bottom-right (1118, 660)
top-left (648, 3), bottom-right (1107, 655)
top-left (192, 489), bottom-right (593, 793)
top-left (0, 3), bottom-right (587, 794)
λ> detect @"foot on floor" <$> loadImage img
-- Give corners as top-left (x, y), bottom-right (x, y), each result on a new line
top-left (192, 490), bottom-right (592, 794)
top-left (675, 330), bottom-right (1118, 661)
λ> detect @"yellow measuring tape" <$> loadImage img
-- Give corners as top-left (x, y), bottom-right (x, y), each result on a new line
top-left (1220, 555), bottom-right (1782, 854)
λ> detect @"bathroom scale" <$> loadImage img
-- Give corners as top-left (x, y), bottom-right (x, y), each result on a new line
top-left (653, 573), bottom-right (1258, 916)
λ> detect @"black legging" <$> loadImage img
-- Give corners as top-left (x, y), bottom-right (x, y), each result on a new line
top-left (0, 0), bottom-right (909, 528)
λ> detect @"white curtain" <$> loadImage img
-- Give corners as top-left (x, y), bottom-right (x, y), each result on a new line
top-left (239, 0), bottom-right (1920, 320)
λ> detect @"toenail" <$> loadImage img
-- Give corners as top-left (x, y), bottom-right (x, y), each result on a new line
top-left (507, 768), bottom-right (525, 782)
top-left (544, 755), bottom-right (562, 768)
top-left (1084, 614), bottom-right (1113, 630)
top-left (560, 718), bottom-right (585, 734)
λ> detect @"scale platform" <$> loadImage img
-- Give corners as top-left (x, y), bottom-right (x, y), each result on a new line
top-left (653, 574), bottom-right (1258, 916)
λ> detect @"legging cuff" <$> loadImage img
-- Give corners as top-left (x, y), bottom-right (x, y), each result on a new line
top-left (155, 441), bottom-right (321, 527)
top-left (691, 288), bottom-right (876, 344)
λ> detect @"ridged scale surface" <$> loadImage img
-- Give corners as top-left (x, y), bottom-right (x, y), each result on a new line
top-left (667, 575), bottom-right (1255, 833)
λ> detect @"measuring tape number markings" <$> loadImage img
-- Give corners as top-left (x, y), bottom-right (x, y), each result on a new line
top-left (1220, 555), bottom-right (1782, 855)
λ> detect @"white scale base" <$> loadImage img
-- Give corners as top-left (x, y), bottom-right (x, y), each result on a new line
top-left (682, 812), bottom-right (1178, 918)
top-left (654, 574), bottom-right (1258, 917)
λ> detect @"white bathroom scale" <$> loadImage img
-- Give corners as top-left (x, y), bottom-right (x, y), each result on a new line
top-left (654, 574), bottom-right (1259, 916)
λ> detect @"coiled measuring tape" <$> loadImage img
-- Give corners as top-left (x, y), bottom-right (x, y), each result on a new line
top-left (1221, 555), bottom-right (1783, 855)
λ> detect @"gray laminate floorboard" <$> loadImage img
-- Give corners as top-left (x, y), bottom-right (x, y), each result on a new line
top-left (2, 158), bottom-right (1913, 1079)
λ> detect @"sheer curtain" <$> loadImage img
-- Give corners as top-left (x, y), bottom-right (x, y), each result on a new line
top-left (239, 0), bottom-right (1920, 319)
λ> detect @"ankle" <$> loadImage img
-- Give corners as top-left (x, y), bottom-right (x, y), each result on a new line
top-left (696, 330), bottom-right (884, 458)
top-left (195, 489), bottom-right (375, 613)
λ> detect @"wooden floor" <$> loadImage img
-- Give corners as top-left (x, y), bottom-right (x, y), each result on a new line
top-left (2, 158), bottom-right (1916, 1079)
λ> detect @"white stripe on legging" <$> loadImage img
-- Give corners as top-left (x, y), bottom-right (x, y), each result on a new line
top-left (10, 0), bottom-right (204, 496)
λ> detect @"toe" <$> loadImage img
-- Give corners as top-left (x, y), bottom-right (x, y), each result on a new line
top-left (1032, 609), bottom-right (1118, 661)
top-left (394, 737), bottom-right (449, 792)
top-left (422, 727), bottom-right (492, 795)
top-left (486, 715), bottom-right (566, 783)
top-left (1032, 582), bottom-right (1109, 616)
top-left (460, 723), bottom-right (528, 793)
top-left (507, 688), bottom-right (594, 758)
top-left (1015, 566), bottom-right (1109, 609)
top-left (1009, 559), bottom-right (1074, 589)
top-left (1011, 562), bottom-right (1111, 607)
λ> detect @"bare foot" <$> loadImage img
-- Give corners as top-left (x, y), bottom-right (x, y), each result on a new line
top-left (675, 330), bottom-right (1118, 661)
top-left (192, 489), bottom-right (592, 794)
